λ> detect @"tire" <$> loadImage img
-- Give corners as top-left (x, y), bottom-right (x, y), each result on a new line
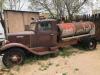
top-left (2, 48), bottom-right (25, 68)
top-left (84, 38), bottom-right (97, 50)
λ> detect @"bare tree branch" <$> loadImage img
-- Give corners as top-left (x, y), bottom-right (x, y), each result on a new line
top-left (29, 0), bottom-right (88, 20)
top-left (29, 0), bottom-right (55, 18)
top-left (64, 0), bottom-right (88, 21)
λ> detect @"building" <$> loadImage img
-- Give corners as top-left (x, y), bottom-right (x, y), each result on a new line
top-left (4, 10), bottom-right (39, 33)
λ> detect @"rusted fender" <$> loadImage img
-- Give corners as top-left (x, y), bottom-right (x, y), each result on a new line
top-left (0, 43), bottom-right (38, 55)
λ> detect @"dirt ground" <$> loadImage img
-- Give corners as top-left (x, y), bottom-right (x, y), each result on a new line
top-left (1, 44), bottom-right (100, 75)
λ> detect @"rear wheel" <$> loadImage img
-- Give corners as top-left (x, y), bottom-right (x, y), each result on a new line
top-left (86, 39), bottom-right (97, 50)
top-left (81, 38), bottom-right (97, 50)
top-left (2, 48), bottom-right (25, 68)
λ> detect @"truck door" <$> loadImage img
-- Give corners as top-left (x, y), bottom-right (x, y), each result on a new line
top-left (37, 21), bottom-right (57, 47)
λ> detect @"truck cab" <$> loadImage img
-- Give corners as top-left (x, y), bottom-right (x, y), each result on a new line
top-left (7, 19), bottom-right (58, 51)
top-left (30, 19), bottom-right (58, 47)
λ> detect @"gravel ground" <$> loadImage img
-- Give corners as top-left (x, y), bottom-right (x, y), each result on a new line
top-left (1, 44), bottom-right (100, 75)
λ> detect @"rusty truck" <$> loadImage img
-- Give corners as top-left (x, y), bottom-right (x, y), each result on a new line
top-left (0, 10), bottom-right (97, 68)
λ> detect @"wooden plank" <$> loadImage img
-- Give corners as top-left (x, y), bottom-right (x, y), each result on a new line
top-left (4, 10), bottom-right (39, 33)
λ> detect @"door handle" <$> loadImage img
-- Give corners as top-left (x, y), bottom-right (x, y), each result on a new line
top-left (50, 34), bottom-right (54, 36)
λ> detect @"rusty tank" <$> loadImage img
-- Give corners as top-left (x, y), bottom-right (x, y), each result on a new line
top-left (58, 21), bottom-right (95, 37)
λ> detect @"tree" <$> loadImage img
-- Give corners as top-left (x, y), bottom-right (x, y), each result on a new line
top-left (0, 0), bottom-right (6, 12)
top-left (52, 0), bottom-right (65, 19)
top-left (29, 0), bottom-right (66, 18)
top-left (29, 0), bottom-right (55, 18)
top-left (64, 0), bottom-right (88, 21)
top-left (29, 0), bottom-right (88, 20)
top-left (5, 0), bottom-right (25, 10)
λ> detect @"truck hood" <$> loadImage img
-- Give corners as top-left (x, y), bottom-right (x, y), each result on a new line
top-left (6, 31), bottom-right (35, 47)
top-left (7, 31), bottom-right (35, 36)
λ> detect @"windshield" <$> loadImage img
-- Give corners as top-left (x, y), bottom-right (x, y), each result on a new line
top-left (38, 22), bottom-right (52, 31)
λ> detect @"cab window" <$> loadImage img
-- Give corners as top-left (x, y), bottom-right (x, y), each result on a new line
top-left (38, 22), bottom-right (52, 31)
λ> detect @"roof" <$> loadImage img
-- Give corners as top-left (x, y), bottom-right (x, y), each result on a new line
top-left (4, 10), bottom-right (40, 14)
top-left (33, 19), bottom-right (56, 22)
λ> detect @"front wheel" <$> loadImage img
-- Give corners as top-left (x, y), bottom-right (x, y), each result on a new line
top-left (2, 48), bottom-right (25, 68)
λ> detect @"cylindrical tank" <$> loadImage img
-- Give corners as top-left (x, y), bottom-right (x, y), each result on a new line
top-left (58, 21), bottom-right (95, 37)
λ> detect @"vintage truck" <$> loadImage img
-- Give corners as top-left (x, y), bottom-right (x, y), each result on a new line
top-left (0, 17), bottom-right (97, 68)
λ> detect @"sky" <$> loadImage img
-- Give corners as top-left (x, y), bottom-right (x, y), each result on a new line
top-left (20, 0), bottom-right (100, 15)
top-left (21, 0), bottom-right (30, 11)
top-left (4, 1), bottom-right (99, 18)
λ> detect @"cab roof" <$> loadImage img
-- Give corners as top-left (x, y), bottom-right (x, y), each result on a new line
top-left (33, 19), bottom-right (56, 22)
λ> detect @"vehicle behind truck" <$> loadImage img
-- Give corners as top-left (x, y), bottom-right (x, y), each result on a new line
top-left (0, 18), bottom-right (97, 68)
top-left (0, 22), bottom-right (5, 45)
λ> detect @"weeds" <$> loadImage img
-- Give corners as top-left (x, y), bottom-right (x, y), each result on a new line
top-left (59, 47), bottom-right (77, 58)
top-left (25, 54), bottom-right (52, 64)
top-left (39, 64), bottom-right (49, 71)
top-left (47, 62), bottom-right (53, 66)
top-left (74, 68), bottom-right (79, 71)
top-left (38, 62), bottom-right (53, 71)
top-left (62, 72), bottom-right (67, 75)
top-left (56, 64), bottom-right (60, 67)
top-left (25, 46), bottom-right (83, 64)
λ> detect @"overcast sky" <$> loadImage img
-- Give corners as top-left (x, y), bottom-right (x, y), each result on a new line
top-left (20, 0), bottom-right (100, 15)
top-left (21, 0), bottom-right (100, 14)
top-left (19, 0), bottom-right (29, 11)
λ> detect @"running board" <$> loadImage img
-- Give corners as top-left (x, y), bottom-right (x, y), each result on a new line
top-left (34, 49), bottom-right (59, 56)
